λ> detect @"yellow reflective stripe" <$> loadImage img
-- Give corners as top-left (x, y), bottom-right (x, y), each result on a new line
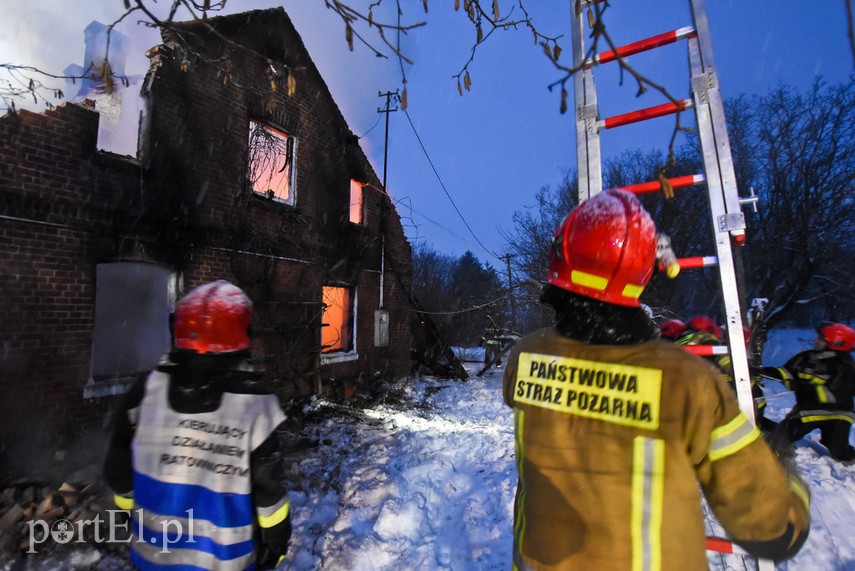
top-left (622, 283), bottom-right (645, 299)
top-left (801, 414), bottom-right (855, 424)
top-left (571, 270), bottom-right (608, 291)
top-left (513, 409), bottom-right (527, 557)
top-left (257, 500), bottom-right (290, 528)
top-left (798, 372), bottom-right (826, 385)
top-left (708, 413), bottom-right (761, 462)
top-left (817, 386), bottom-right (830, 403)
top-left (113, 494), bottom-right (133, 510)
top-left (631, 437), bottom-right (664, 571)
top-left (775, 367), bottom-right (793, 382)
top-left (789, 476), bottom-right (810, 512)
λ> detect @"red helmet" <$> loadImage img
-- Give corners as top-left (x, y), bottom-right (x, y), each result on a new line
top-left (817, 322), bottom-right (855, 352)
top-left (688, 315), bottom-right (722, 340)
top-left (548, 189), bottom-right (656, 307)
top-left (659, 319), bottom-right (687, 339)
top-left (174, 280), bottom-right (253, 354)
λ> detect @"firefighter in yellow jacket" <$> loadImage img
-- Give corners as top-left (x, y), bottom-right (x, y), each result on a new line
top-left (503, 190), bottom-right (809, 570)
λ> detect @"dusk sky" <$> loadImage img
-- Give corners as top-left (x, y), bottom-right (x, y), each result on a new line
top-left (2, 1), bottom-right (852, 263)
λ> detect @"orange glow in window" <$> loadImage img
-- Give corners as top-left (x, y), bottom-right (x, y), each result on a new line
top-left (248, 119), bottom-right (294, 202)
top-left (350, 180), bottom-right (364, 224)
top-left (322, 286), bottom-right (351, 352)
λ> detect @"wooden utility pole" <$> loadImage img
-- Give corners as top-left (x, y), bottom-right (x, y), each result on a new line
top-left (377, 90), bottom-right (398, 188)
top-left (501, 253), bottom-right (516, 332)
top-left (375, 90), bottom-right (398, 310)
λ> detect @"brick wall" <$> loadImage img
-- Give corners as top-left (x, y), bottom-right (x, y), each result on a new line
top-left (144, 9), bottom-right (415, 399)
top-left (0, 104), bottom-right (142, 476)
top-left (0, 8), bottom-right (414, 476)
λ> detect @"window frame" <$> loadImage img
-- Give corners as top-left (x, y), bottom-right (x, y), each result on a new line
top-left (319, 285), bottom-right (359, 365)
top-left (85, 262), bottom-right (179, 397)
top-left (247, 118), bottom-right (297, 206)
top-left (349, 179), bottom-right (365, 225)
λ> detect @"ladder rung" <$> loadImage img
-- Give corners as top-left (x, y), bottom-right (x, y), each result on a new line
top-left (591, 26), bottom-right (696, 65)
top-left (611, 174), bottom-right (705, 195)
top-left (682, 344), bottom-right (729, 356)
top-left (600, 99), bottom-right (693, 130)
top-left (658, 256), bottom-right (718, 272)
top-left (675, 256), bottom-right (718, 269)
top-left (706, 537), bottom-right (750, 556)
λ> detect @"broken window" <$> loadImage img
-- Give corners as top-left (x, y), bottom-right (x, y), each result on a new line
top-left (247, 119), bottom-right (296, 204)
top-left (321, 285), bottom-right (355, 356)
top-left (86, 262), bottom-right (177, 397)
top-left (349, 180), bottom-right (364, 224)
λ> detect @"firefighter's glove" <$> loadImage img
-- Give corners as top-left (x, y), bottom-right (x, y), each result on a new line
top-left (656, 233), bottom-right (680, 279)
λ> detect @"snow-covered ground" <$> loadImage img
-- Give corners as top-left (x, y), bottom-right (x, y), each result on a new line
top-left (283, 368), bottom-right (515, 570)
top-left (282, 359), bottom-right (855, 570)
top-left (6, 329), bottom-right (854, 570)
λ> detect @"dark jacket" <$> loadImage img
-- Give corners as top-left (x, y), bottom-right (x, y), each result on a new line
top-left (763, 349), bottom-right (855, 411)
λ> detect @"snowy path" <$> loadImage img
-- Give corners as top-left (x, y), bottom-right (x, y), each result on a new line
top-left (283, 372), bottom-right (516, 570)
top-left (283, 366), bottom-right (855, 571)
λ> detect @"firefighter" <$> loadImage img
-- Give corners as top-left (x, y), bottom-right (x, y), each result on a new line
top-left (502, 190), bottom-right (809, 569)
top-left (482, 318), bottom-right (504, 368)
top-left (761, 322), bottom-right (855, 463)
top-left (676, 316), bottom-right (772, 431)
top-left (673, 314), bottom-right (723, 347)
top-left (104, 280), bottom-right (291, 570)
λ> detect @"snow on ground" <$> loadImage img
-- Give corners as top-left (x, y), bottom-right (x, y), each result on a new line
top-left (281, 360), bottom-right (855, 571)
top-left (6, 329), bottom-right (854, 570)
top-left (282, 370), bottom-right (515, 570)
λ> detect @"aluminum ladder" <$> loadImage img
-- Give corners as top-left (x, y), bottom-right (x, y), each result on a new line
top-left (570, 0), bottom-right (755, 422)
top-left (569, 1), bottom-right (770, 569)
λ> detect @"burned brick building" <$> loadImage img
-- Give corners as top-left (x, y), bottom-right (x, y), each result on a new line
top-left (0, 8), bottom-right (414, 475)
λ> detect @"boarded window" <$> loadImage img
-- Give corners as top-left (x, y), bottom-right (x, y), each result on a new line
top-left (248, 119), bottom-right (296, 204)
top-left (349, 180), bottom-right (364, 224)
top-left (321, 286), bottom-right (354, 353)
top-left (87, 262), bottom-right (175, 397)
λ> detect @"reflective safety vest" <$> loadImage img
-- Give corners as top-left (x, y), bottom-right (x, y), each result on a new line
top-left (130, 370), bottom-right (286, 570)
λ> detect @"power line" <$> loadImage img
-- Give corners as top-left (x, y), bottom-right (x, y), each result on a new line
top-left (393, 195), bottom-right (471, 244)
top-left (415, 294), bottom-right (506, 316)
top-left (356, 114), bottom-right (382, 139)
top-left (402, 107), bottom-right (500, 261)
